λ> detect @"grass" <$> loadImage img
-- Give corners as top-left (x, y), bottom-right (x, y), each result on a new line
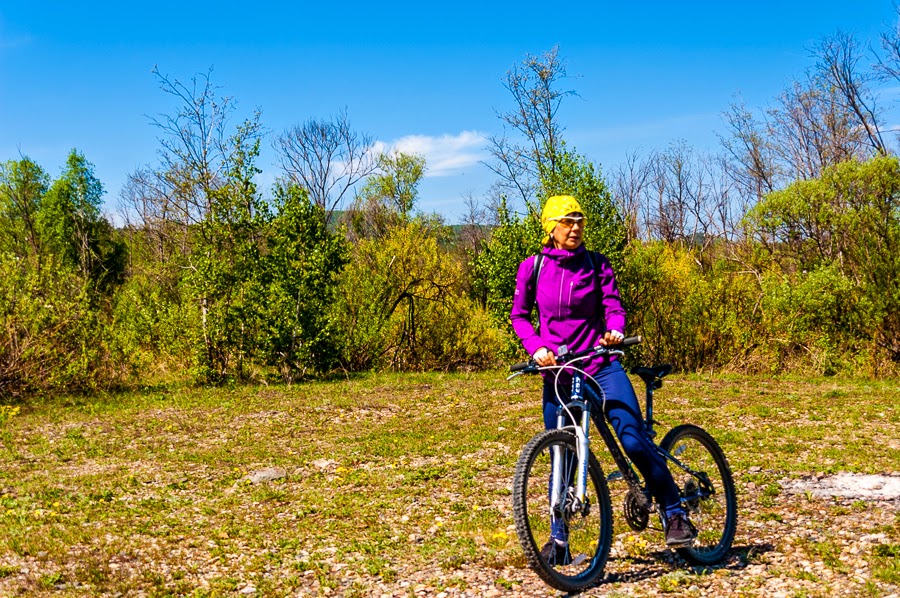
top-left (0, 372), bottom-right (899, 595)
top-left (871, 544), bottom-right (900, 584)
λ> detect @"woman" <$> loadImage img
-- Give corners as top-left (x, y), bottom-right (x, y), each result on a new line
top-left (510, 195), bottom-right (695, 562)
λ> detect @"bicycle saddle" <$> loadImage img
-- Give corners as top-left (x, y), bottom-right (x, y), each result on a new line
top-left (630, 364), bottom-right (673, 388)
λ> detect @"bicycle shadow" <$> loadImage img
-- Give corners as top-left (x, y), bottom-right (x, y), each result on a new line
top-left (585, 542), bottom-right (776, 589)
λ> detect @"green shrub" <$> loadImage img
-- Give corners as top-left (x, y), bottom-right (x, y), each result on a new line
top-left (334, 221), bottom-right (505, 371)
top-left (621, 241), bottom-right (760, 372)
top-left (0, 254), bottom-right (110, 396)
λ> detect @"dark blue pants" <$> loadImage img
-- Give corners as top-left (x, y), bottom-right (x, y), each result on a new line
top-left (542, 361), bottom-right (681, 510)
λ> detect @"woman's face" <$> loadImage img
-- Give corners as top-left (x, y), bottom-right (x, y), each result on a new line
top-left (551, 212), bottom-right (584, 250)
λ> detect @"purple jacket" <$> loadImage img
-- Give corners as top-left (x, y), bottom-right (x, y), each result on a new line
top-left (510, 245), bottom-right (626, 375)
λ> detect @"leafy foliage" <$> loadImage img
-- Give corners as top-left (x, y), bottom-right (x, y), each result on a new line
top-left (37, 150), bottom-right (126, 292)
top-left (745, 155), bottom-right (900, 368)
top-left (258, 184), bottom-right (349, 379)
top-left (0, 152), bottom-right (129, 397)
top-left (346, 152), bottom-right (427, 240)
top-left (0, 158), bottom-right (48, 261)
top-left (471, 200), bottom-right (542, 357)
top-left (7, 54), bottom-right (900, 397)
top-left (0, 253), bottom-right (106, 396)
top-left (335, 221), bottom-right (505, 370)
top-left (541, 144), bottom-right (625, 270)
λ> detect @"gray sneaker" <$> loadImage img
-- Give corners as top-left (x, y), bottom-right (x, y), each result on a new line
top-left (540, 539), bottom-right (572, 565)
top-left (665, 511), bottom-right (697, 546)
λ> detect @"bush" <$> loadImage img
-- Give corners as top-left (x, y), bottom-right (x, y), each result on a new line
top-left (745, 155), bottom-right (900, 371)
top-left (757, 264), bottom-right (871, 375)
top-left (622, 242), bottom-right (754, 371)
top-left (108, 273), bottom-right (200, 384)
top-left (0, 254), bottom-right (110, 396)
top-left (334, 221), bottom-right (506, 371)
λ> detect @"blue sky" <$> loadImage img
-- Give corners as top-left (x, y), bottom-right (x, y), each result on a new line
top-left (1, 1), bottom-right (895, 223)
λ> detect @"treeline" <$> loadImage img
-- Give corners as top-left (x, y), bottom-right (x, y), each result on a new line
top-left (4, 22), bottom-right (900, 398)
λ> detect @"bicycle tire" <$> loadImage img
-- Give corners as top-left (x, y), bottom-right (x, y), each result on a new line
top-left (660, 424), bottom-right (737, 565)
top-left (512, 429), bottom-right (613, 592)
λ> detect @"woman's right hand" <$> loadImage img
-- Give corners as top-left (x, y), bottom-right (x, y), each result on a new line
top-left (533, 347), bottom-right (557, 367)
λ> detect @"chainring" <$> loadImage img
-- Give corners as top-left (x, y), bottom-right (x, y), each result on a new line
top-left (623, 487), bottom-right (651, 531)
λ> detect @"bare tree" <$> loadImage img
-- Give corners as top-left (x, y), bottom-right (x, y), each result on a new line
top-left (618, 143), bottom-right (736, 254)
top-left (610, 150), bottom-right (651, 243)
top-left (123, 67), bottom-right (263, 237)
top-left (875, 6), bottom-right (900, 147)
top-left (274, 108), bottom-right (376, 223)
top-left (877, 5), bottom-right (900, 81)
top-left (147, 67), bottom-right (244, 224)
top-left (720, 98), bottom-right (779, 211)
top-left (459, 191), bottom-right (490, 254)
top-left (486, 46), bottom-right (576, 214)
top-left (119, 166), bottom-right (191, 270)
top-left (816, 31), bottom-right (887, 156)
top-left (720, 68), bottom-right (875, 216)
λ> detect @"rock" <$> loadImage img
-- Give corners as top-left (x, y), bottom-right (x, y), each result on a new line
top-left (244, 467), bottom-right (286, 484)
top-left (781, 473), bottom-right (900, 500)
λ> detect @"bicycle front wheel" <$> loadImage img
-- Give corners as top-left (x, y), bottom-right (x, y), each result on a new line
top-left (660, 424), bottom-right (737, 565)
top-left (511, 429), bottom-right (613, 592)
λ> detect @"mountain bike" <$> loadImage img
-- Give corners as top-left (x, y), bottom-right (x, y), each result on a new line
top-left (508, 337), bottom-right (737, 592)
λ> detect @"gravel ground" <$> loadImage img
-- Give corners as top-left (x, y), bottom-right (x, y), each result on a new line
top-left (6, 472), bottom-right (896, 597)
top-left (289, 471), bottom-right (900, 597)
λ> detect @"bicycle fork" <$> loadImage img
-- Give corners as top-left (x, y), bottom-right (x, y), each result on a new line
top-left (550, 375), bottom-right (592, 517)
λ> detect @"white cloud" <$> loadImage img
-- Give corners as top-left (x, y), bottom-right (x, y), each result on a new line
top-left (375, 130), bottom-right (488, 177)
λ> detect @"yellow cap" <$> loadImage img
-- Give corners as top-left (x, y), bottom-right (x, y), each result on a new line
top-left (541, 195), bottom-right (584, 245)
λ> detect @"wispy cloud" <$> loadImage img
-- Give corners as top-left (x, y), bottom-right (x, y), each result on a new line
top-left (375, 130), bottom-right (488, 177)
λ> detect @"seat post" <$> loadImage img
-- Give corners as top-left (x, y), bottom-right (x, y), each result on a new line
top-left (630, 364), bottom-right (672, 438)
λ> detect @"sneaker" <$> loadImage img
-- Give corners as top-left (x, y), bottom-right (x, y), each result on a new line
top-left (665, 511), bottom-right (697, 546)
top-left (540, 539), bottom-right (572, 566)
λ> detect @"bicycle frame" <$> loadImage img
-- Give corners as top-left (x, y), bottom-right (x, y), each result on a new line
top-left (552, 371), bottom-right (649, 515)
top-left (553, 369), bottom-right (716, 518)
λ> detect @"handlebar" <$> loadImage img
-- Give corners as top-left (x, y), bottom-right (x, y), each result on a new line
top-left (509, 335), bottom-right (642, 374)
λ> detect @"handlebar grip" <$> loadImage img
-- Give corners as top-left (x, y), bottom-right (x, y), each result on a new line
top-left (510, 361), bottom-right (533, 372)
top-left (622, 335), bottom-right (642, 346)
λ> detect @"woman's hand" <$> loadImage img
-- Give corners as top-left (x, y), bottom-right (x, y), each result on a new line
top-left (532, 347), bottom-right (557, 366)
top-left (598, 330), bottom-right (625, 346)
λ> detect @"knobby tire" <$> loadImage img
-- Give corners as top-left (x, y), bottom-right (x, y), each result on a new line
top-left (660, 424), bottom-right (738, 565)
top-left (511, 429), bottom-right (613, 592)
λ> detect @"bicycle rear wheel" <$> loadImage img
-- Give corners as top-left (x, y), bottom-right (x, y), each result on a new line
top-left (512, 429), bottom-right (613, 592)
top-left (660, 424), bottom-right (737, 565)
